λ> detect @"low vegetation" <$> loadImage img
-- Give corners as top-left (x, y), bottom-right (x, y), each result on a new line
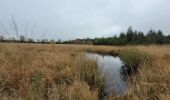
top-left (113, 45), bottom-right (170, 100)
top-left (0, 43), bottom-right (104, 99)
top-left (0, 43), bottom-right (169, 100)
top-left (120, 49), bottom-right (152, 75)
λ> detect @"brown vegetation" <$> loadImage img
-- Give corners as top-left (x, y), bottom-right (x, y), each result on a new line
top-left (111, 45), bottom-right (170, 100)
top-left (0, 43), bottom-right (169, 100)
top-left (0, 43), bottom-right (104, 100)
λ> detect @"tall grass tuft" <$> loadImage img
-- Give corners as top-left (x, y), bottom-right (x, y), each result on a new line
top-left (75, 56), bottom-right (106, 97)
top-left (120, 48), bottom-right (152, 75)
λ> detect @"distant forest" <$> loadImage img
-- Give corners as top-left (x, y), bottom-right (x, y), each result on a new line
top-left (64, 27), bottom-right (170, 45)
top-left (0, 27), bottom-right (170, 45)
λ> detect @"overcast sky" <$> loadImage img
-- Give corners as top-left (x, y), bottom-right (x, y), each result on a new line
top-left (0, 0), bottom-right (170, 40)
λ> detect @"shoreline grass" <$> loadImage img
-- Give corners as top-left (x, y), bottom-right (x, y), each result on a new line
top-left (0, 43), bottom-right (169, 100)
top-left (119, 48), bottom-right (153, 76)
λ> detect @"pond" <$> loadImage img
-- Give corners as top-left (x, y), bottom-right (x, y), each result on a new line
top-left (86, 53), bottom-right (127, 96)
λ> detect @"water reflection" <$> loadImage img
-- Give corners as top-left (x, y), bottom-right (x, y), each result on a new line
top-left (86, 53), bottom-right (127, 96)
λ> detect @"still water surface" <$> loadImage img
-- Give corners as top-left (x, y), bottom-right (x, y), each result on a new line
top-left (86, 53), bottom-right (127, 96)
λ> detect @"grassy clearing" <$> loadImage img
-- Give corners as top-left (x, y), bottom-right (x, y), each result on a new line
top-left (0, 43), bottom-right (169, 100)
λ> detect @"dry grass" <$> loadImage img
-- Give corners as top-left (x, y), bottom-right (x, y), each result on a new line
top-left (0, 43), bottom-right (104, 100)
top-left (125, 45), bottom-right (170, 100)
top-left (110, 45), bottom-right (170, 100)
top-left (0, 43), bottom-right (169, 100)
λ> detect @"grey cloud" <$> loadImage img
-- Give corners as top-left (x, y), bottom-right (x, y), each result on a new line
top-left (0, 0), bottom-right (170, 40)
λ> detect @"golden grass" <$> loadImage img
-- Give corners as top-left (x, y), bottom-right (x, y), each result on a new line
top-left (110, 45), bottom-right (170, 100)
top-left (0, 43), bottom-right (103, 99)
top-left (0, 43), bottom-right (169, 100)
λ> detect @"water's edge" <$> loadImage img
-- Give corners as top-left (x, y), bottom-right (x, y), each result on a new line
top-left (85, 52), bottom-right (128, 96)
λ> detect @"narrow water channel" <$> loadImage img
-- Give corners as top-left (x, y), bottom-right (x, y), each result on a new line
top-left (86, 53), bottom-right (127, 96)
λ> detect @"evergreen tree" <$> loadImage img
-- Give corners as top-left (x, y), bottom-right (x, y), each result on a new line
top-left (147, 29), bottom-right (157, 44)
top-left (156, 30), bottom-right (164, 44)
top-left (126, 27), bottom-right (134, 44)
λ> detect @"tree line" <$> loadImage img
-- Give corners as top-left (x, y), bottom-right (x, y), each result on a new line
top-left (1, 27), bottom-right (170, 45)
top-left (0, 35), bottom-right (60, 44)
top-left (64, 27), bottom-right (170, 45)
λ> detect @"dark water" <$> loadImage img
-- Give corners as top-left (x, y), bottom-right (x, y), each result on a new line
top-left (86, 53), bottom-right (127, 96)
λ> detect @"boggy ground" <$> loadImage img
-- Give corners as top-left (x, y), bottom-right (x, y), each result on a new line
top-left (0, 43), bottom-right (169, 100)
